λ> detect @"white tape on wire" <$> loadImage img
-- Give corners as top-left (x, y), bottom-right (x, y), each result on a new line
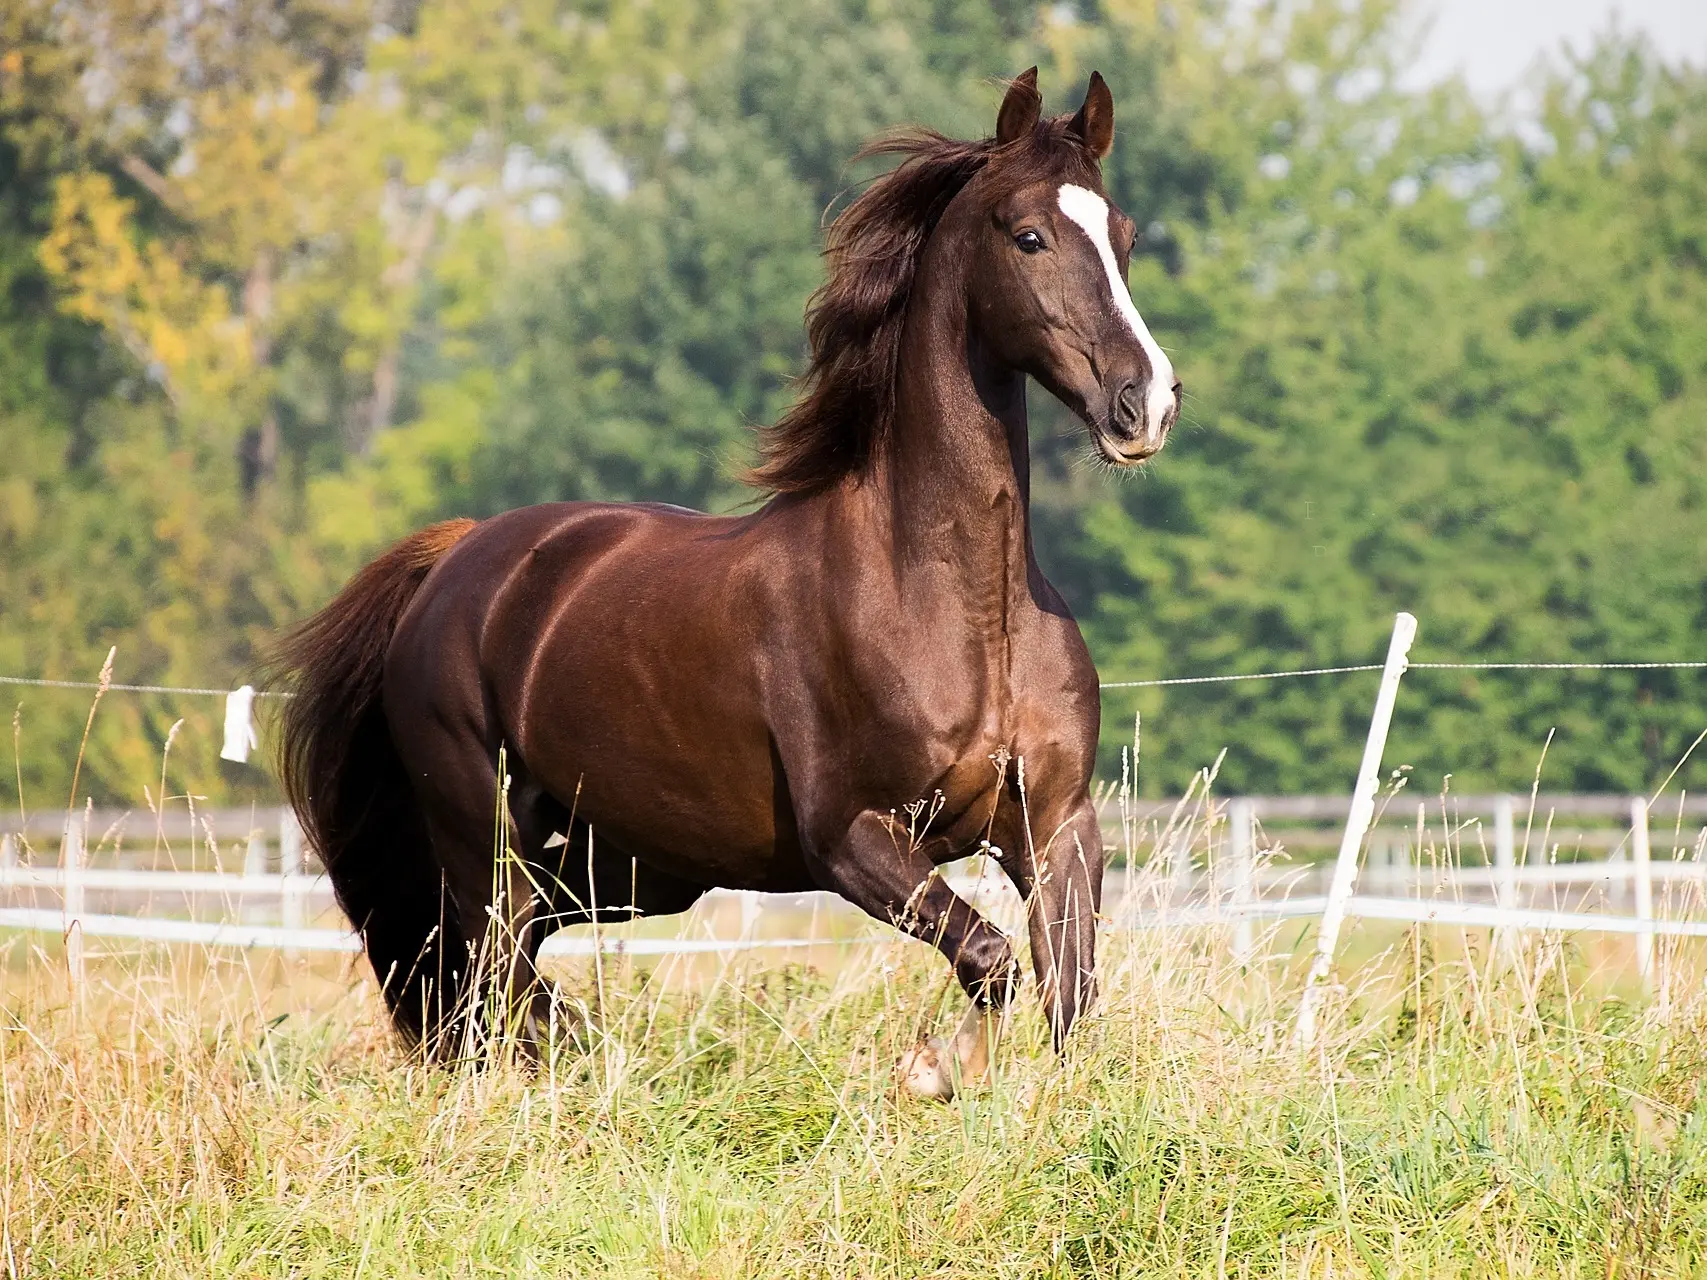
top-left (220, 685), bottom-right (258, 764)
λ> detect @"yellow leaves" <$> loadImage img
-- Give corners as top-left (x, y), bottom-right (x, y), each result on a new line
top-left (36, 56), bottom-right (415, 438)
top-left (38, 172), bottom-right (133, 322)
top-left (174, 70), bottom-right (324, 266)
top-left (41, 171), bottom-right (256, 427)
top-left (35, 0), bottom-right (715, 461)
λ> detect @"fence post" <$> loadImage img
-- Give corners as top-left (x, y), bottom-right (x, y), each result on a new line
top-left (0, 832), bottom-right (16, 871)
top-left (1607, 847), bottom-right (1628, 909)
top-left (279, 809), bottom-right (305, 947)
top-left (1493, 794), bottom-right (1517, 960)
top-left (242, 827), bottom-right (268, 925)
top-left (739, 889), bottom-right (760, 938)
top-left (1228, 798), bottom-right (1255, 965)
top-left (62, 819), bottom-right (85, 994)
top-left (1631, 795), bottom-right (1654, 991)
top-left (243, 829), bottom-right (268, 876)
top-left (1172, 825), bottom-right (1195, 905)
top-left (1296, 611), bottom-right (1417, 1049)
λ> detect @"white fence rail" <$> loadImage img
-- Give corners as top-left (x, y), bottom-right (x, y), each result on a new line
top-left (3, 795), bottom-right (1703, 959)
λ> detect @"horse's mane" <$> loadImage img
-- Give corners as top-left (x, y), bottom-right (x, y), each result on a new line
top-left (746, 120), bottom-right (1086, 495)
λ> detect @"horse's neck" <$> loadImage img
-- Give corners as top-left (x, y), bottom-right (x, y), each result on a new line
top-left (861, 277), bottom-right (1035, 605)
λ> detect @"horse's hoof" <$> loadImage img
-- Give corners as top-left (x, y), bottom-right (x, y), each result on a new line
top-left (896, 1035), bottom-right (956, 1102)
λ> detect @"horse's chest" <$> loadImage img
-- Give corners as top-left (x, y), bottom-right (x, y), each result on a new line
top-left (810, 591), bottom-right (1093, 825)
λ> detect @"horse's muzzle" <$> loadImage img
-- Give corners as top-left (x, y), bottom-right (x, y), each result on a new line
top-left (1105, 376), bottom-right (1181, 460)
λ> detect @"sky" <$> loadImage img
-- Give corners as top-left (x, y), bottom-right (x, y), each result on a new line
top-left (1406, 0), bottom-right (1707, 99)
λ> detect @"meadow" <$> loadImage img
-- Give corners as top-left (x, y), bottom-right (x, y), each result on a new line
top-left (3, 902), bottom-right (1702, 1278)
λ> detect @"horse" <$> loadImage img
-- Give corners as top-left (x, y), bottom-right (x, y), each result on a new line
top-left (274, 68), bottom-right (1180, 1097)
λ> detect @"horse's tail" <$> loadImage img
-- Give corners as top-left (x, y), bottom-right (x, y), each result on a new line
top-left (271, 518), bottom-right (477, 1048)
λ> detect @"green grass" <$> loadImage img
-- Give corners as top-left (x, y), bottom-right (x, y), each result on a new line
top-left (3, 918), bottom-right (1704, 1278)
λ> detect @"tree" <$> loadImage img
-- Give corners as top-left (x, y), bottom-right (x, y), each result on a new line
top-left (1069, 31), bottom-right (1707, 795)
top-left (5, 0), bottom-right (1703, 809)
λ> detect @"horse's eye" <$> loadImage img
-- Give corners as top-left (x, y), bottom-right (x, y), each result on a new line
top-left (1014, 230), bottom-right (1045, 254)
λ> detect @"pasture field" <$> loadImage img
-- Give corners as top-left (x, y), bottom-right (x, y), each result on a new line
top-left (2, 919), bottom-right (1703, 1278)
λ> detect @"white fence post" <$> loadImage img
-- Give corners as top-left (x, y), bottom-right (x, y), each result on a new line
top-left (61, 819), bottom-right (85, 992)
top-left (1228, 798), bottom-right (1255, 965)
top-left (1172, 826), bottom-right (1195, 905)
top-left (1631, 795), bottom-right (1654, 990)
top-left (1297, 612), bottom-right (1418, 1048)
top-left (243, 827), bottom-right (268, 924)
top-left (1493, 794), bottom-right (1517, 959)
top-left (279, 810), bottom-right (305, 946)
top-left (243, 829), bottom-right (268, 876)
top-left (0, 832), bottom-right (16, 870)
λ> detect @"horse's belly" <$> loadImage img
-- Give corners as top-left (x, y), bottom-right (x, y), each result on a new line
top-left (516, 689), bottom-right (809, 893)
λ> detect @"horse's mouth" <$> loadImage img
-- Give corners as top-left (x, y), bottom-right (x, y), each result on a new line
top-left (1091, 425), bottom-right (1165, 466)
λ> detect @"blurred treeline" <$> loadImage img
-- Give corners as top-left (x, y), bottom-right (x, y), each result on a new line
top-left (1, 0), bottom-right (1704, 809)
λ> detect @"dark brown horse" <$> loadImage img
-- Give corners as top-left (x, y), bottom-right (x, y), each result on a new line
top-left (275, 69), bottom-right (1179, 1093)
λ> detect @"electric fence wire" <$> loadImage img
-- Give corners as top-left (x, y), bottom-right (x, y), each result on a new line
top-left (0, 675), bottom-right (288, 697)
top-left (1, 661), bottom-right (1703, 698)
top-left (1099, 660), bottom-right (1707, 690)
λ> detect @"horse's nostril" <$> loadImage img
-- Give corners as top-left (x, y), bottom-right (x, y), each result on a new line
top-left (1114, 381), bottom-right (1142, 433)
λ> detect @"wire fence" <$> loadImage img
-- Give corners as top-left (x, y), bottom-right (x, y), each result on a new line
top-left (0, 675), bottom-right (287, 697)
top-left (5, 660), bottom-right (1705, 697)
top-left (1100, 659), bottom-right (1707, 689)
top-left (6, 652), bottom-right (1702, 761)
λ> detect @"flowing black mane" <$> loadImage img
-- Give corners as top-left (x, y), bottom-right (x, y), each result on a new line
top-left (747, 118), bottom-right (1092, 495)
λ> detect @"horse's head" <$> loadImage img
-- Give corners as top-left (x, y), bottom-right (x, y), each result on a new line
top-left (963, 69), bottom-right (1180, 465)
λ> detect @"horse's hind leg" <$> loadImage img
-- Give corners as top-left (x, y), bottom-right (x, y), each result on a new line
top-left (416, 813), bottom-right (545, 1060)
top-left (508, 794), bottom-right (712, 1052)
top-left (390, 730), bottom-right (553, 1061)
top-left (343, 802), bottom-right (470, 1053)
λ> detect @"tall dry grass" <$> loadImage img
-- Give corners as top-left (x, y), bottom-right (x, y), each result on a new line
top-left (5, 692), bottom-right (1706, 1276)
top-left (3, 893), bottom-right (1704, 1277)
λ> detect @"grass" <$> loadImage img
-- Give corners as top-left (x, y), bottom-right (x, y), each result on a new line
top-left (6, 697), bottom-right (1705, 1277)
top-left (2, 913), bottom-right (1705, 1278)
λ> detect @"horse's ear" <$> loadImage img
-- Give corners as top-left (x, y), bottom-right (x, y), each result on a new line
top-left (996, 67), bottom-right (1042, 145)
top-left (1068, 71), bottom-right (1114, 159)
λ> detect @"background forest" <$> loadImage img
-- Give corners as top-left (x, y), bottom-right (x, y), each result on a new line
top-left (1, 0), bottom-right (1704, 808)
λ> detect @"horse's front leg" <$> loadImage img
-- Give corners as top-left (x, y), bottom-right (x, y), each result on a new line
top-left (997, 795), bottom-right (1103, 1053)
top-left (806, 810), bottom-right (1018, 1100)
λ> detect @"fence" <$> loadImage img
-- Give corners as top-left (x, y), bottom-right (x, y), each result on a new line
top-left (3, 612), bottom-right (1704, 1044)
top-left (4, 789), bottom-right (1703, 952)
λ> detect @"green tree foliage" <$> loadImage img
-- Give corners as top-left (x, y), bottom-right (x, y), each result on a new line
top-left (454, 126), bottom-right (822, 515)
top-left (1076, 34), bottom-right (1707, 794)
top-left (380, 0), bottom-right (1033, 520)
top-left (0, 0), bottom-right (406, 808)
top-left (2, 0), bottom-right (1703, 808)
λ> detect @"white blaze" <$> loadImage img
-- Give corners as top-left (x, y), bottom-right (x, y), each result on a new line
top-left (1056, 183), bottom-right (1176, 431)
